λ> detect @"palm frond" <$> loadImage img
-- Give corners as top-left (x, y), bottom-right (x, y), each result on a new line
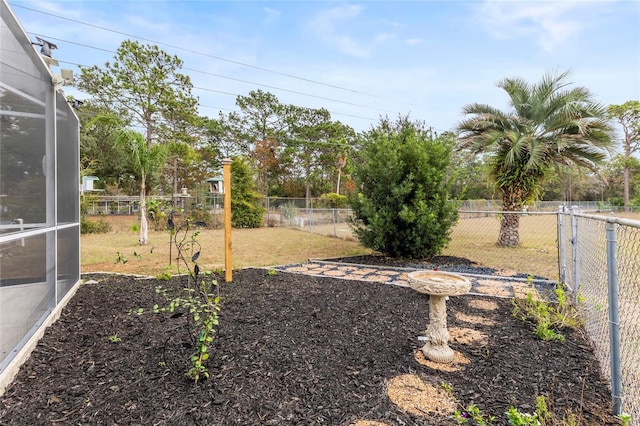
top-left (455, 69), bottom-right (614, 206)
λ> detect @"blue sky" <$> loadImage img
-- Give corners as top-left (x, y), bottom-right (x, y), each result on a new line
top-left (7, 0), bottom-right (640, 135)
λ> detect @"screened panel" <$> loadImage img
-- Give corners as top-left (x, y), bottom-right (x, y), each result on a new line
top-left (56, 90), bottom-right (79, 224)
top-left (1, 1), bottom-right (80, 373)
top-left (0, 8), bottom-right (49, 233)
top-left (57, 225), bottom-right (80, 303)
top-left (0, 233), bottom-right (55, 370)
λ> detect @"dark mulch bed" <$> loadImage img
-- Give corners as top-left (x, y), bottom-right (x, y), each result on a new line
top-left (0, 260), bottom-right (616, 425)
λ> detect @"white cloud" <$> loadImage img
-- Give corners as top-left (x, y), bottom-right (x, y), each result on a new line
top-left (309, 4), bottom-right (398, 58)
top-left (404, 38), bottom-right (423, 46)
top-left (262, 6), bottom-right (281, 26)
top-left (477, 0), bottom-right (585, 51)
top-left (375, 32), bottom-right (396, 43)
top-left (309, 4), bottom-right (370, 57)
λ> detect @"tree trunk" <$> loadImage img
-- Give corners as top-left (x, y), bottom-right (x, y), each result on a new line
top-left (624, 165), bottom-right (630, 211)
top-left (139, 174), bottom-right (149, 245)
top-left (173, 157), bottom-right (178, 211)
top-left (498, 195), bottom-right (521, 247)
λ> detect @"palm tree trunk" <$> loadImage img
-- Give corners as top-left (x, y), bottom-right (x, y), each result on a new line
top-left (139, 174), bottom-right (149, 245)
top-left (498, 196), bottom-right (521, 247)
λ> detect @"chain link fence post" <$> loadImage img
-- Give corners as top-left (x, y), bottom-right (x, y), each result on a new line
top-left (332, 209), bottom-right (337, 237)
top-left (606, 221), bottom-right (623, 416)
top-left (557, 206), bottom-right (567, 285)
top-left (571, 205), bottom-right (580, 301)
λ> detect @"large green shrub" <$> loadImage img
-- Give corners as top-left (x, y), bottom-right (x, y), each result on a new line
top-left (80, 217), bottom-right (111, 234)
top-left (319, 193), bottom-right (348, 208)
top-left (80, 193), bottom-right (111, 234)
top-left (231, 157), bottom-right (265, 228)
top-left (349, 117), bottom-right (458, 258)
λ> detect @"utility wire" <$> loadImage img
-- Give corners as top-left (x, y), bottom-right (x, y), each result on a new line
top-left (56, 58), bottom-right (379, 122)
top-left (34, 34), bottom-right (397, 116)
top-left (16, 3), bottom-right (450, 131)
top-left (12, 3), bottom-right (386, 99)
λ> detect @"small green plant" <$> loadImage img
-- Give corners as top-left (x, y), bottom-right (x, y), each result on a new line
top-left (146, 216), bottom-right (222, 383)
top-left (454, 403), bottom-right (495, 426)
top-left (442, 383), bottom-right (495, 426)
top-left (153, 274), bottom-right (220, 382)
top-left (535, 395), bottom-right (551, 424)
top-left (210, 266), bottom-right (225, 276)
top-left (156, 270), bottom-right (172, 281)
top-left (115, 251), bottom-right (128, 264)
top-left (512, 284), bottom-right (582, 342)
top-left (107, 333), bottom-right (122, 343)
top-left (506, 407), bottom-right (540, 425)
top-left (506, 396), bottom-right (558, 426)
top-left (266, 268), bottom-right (278, 276)
top-left (616, 413), bottom-right (632, 426)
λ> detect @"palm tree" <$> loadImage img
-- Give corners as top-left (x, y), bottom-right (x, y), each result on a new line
top-left (116, 129), bottom-right (166, 245)
top-left (456, 70), bottom-right (613, 247)
top-left (89, 115), bottom-right (167, 245)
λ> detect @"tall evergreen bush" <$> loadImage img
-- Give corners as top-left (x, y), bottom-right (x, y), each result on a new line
top-left (231, 157), bottom-right (265, 228)
top-left (349, 117), bottom-right (458, 258)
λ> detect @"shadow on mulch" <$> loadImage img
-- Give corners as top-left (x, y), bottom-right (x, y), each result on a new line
top-left (0, 267), bottom-right (616, 425)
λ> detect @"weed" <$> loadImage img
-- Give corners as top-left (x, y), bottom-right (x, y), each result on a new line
top-left (616, 413), bottom-right (632, 426)
top-left (115, 251), bottom-right (128, 264)
top-left (107, 333), bottom-right (122, 343)
top-left (442, 383), bottom-right (495, 425)
top-left (156, 270), bottom-right (172, 281)
top-left (266, 268), bottom-right (278, 276)
top-left (512, 284), bottom-right (582, 342)
top-left (210, 266), bottom-right (225, 276)
top-left (454, 403), bottom-right (495, 425)
top-left (505, 406), bottom-right (540, 425)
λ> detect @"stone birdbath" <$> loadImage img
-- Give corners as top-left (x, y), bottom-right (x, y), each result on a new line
top-left (408, 270), bottom-right (472, 363)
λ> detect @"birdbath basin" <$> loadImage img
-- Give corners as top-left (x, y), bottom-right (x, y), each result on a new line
top-left (408, 270), bottom-right (472, 363)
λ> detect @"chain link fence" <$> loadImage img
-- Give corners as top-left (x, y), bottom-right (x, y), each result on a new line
top-left (277, 208), bottom-right (560, 280)
top-left (560, 209), bottom-right (640, 422)
top-left (445, 211), bottom-right (559, 279)
top-left (274, 208), bottom-right (355, 240)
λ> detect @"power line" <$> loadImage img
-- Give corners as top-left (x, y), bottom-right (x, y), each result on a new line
top-left (33, 33), bottom-right (397, 116)
top-left (55, 58), bottom-right (379, 123)
top-left (16, 5), bottom-right (450, 131)
top-left (12, 3), bottom-right (385, 99)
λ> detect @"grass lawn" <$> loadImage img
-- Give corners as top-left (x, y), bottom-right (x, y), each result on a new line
top-left (81, 215), bottom-right (373, 276)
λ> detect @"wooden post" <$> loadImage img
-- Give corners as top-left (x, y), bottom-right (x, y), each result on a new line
top-left (222, 158), bottom-right (232, 282)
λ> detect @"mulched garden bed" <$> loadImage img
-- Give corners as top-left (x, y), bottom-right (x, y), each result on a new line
top-left (0, 261), bottom-right (616, 425)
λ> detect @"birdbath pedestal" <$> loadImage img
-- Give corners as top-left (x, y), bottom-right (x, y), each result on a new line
top-left (408, 270), bottom-right (472, 364)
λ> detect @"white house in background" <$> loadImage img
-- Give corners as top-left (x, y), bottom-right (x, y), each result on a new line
top-left (0, 0), bottom-right (81, 395)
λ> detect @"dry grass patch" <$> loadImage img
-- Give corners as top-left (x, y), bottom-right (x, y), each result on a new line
top-left (386, 374), bottom-right (456, 417)
top-left (455, 311), bottom-right (497, 326)
top-left (81, 215), bottom-right (372, 276)
top-left (449, 327), bottom-right (489, 346)
top-left (467, 299), bottom-right (499, 311)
